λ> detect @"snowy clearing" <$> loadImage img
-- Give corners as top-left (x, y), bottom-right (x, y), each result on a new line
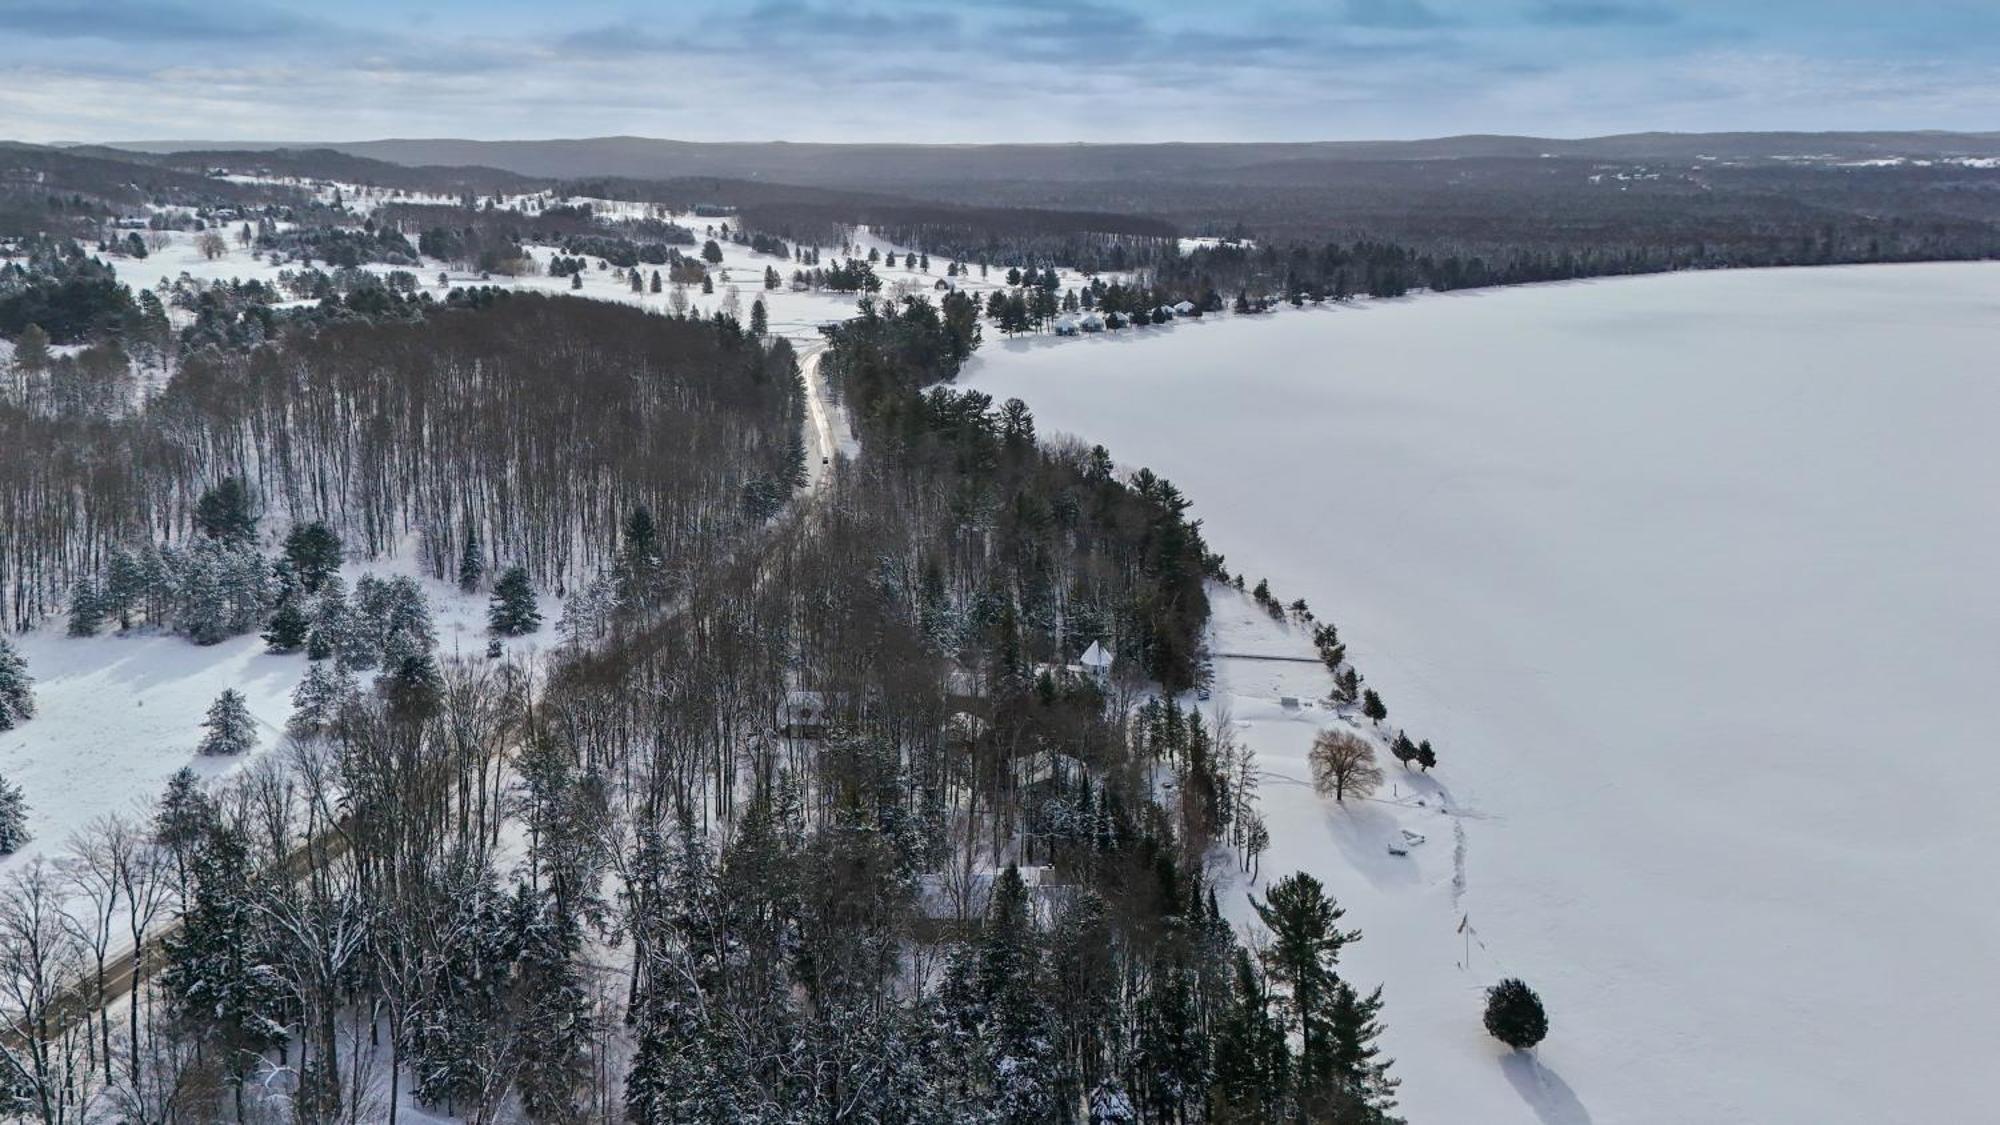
top-left (963, 262), bottom-right (2000, 1124)
top-left (0, 547), bottom-right (550, 884)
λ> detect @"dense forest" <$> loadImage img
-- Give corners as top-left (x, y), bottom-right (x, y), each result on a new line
top-left (0, 293), bottom-right (801, 629)
top-left (0, 190), bottom-right (1409, 1120)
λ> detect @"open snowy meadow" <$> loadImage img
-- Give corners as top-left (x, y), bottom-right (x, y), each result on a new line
top-left (963, 262), bottom-right (2000, 1124)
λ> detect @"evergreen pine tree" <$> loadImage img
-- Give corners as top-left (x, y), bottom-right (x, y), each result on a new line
top-left (281, 521), bottom-right (343, 593)
top-left (102, 545), bottom-right (145, 629)
top-left (194, 477), bottom-right (259, 545)
top-left (1252, 872), bottom-right (1360, 1101)
top-left (198, 689), bottom-right (258, 756)
top-left (750, 298), bottom-right (767, 337)
top-left (1363, 689), bottom-right (1388, 724)
top-left (487, 566), bottom-right (541, 636)
top-left (1328, 981), bottom-right (1400, 1120)
top-left (287, 662), bottom-right (355, 740)
top-left (305, 576), bottom-right (348, 662)
top-left (1210, 947), bottom-right (1291, 1122)
top-left (382, 651), bottom-right (443, 722)
top-left (1135, 958), bottom-right (1207, 1119)
top-left (262, 598), bottom-right (309, 653)
top-left (618, 505), bottom-right (665, 605)
top-left (977, 864), bottom-right (1058, 1122)
top-left (1483, 978), bottom-right (1548, 1050)
top-left (0, 774), bottom-right (29, 854)
top-left (458, 527), bottom-right (484, 593)
top-left (161, 823), bottom-right (289, 1106)
top-left (378, 577), bottom-right (436, 666)
top-left (66, 578), bottom-right (104, 637)
top-left (0, 637), bottom-right (33, 731)
top-left (511, 884), bottom-right (594, 1121)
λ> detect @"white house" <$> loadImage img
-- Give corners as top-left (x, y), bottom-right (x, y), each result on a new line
top-left (1079, 640), bottom-right (1113, 683)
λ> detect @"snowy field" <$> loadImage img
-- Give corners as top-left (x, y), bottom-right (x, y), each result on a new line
top-left (94, 186), bottom-right (1093, 349)
top-left (962, 262), bottom-right (2000, 1124)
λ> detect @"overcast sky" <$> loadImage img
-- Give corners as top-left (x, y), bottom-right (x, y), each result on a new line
top-left (2, 0), bottom-right (1996, 144)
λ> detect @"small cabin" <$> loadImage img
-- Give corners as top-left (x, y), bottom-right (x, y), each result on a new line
top-left (777, 690), bottom-right (829, 738)
top-left (1079, 640), bottom-right (1113, 684)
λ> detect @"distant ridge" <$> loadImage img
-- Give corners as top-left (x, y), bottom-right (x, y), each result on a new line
top-left (93, 130), bottom-right (2000, 188)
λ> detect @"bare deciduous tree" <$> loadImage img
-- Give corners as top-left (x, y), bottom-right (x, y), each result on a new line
top-left (1309, 729), bottom-right (1383, 803)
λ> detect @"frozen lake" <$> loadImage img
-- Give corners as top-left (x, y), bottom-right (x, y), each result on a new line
top-left (962, 263), bottom-right (2000, 1124)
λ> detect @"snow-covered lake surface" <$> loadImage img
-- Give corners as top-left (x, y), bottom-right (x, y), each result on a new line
top-left (963, 263), bottom-right (2000, 1124)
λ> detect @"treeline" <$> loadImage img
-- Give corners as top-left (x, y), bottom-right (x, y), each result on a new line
top-left (1155, 231), bottom-right (2000, 304)
top-left (0, 293), bottom-right (800, 627)
top-left (0, 242), bottom-right (141, 344)
top-left (0, 143), bottom-right (297, 239)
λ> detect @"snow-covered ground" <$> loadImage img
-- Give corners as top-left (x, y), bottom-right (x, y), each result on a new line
top-left (2, 184), bottom-right (969, 883)
top-left (0, 546), bottom-right (546, 881)
top-left (962, 262), bottom-right (2000, 1124)
top-left (96, 187), bottom-right (1098, 348)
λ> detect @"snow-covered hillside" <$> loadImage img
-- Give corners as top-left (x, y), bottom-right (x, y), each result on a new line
top-left (962, 262), bottom-right (2000, 1124)
top-left (97, 189), bottom-right (1096, 347)
top-left (0, 548), bottom-right (544, 883)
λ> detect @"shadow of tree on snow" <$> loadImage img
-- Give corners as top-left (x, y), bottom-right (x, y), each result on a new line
top-left (1500, 1051), bottom-right (1592, 1125)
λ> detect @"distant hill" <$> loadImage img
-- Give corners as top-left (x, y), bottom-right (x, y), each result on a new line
top-left (72, 144), bottom-right (538, 195)
top-left (97, 131), bottom-right (2000, 188)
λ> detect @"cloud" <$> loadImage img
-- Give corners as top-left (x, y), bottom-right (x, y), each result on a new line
top-left (0, 0), bottom-right (327, 43)
top-left (1345, 0), bottom-right (1451, 29)
top-left (1526, 1), bottom-right (1677, 28)
top-left (2, 0), bottom-right (1997, 144)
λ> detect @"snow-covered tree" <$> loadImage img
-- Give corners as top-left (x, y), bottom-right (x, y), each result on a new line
top-left (194, 476), bottom-right (258, 545)
top-left (198, 689), bottom-right (258, 756)
top-left (161, 823), bottom-right (288, 1102)
top-left (458, 527), bottom-right (484, 593)
top-left (66, 578), bottom-right (105, 636)
top-left (0, 637), bottom-right (33, 731)
top-left (0, 774), bottom-right (29, 853)
top-left (262, 597), bottom-right (309, 653)
top-left (486, 566), bottom-right (540, 636)
top-left (305, 575), bottom-right (349, 662)
top-left (288, 662), bottom-right (355, 740)
top-left (281, 521), bottom-right (343, 593)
